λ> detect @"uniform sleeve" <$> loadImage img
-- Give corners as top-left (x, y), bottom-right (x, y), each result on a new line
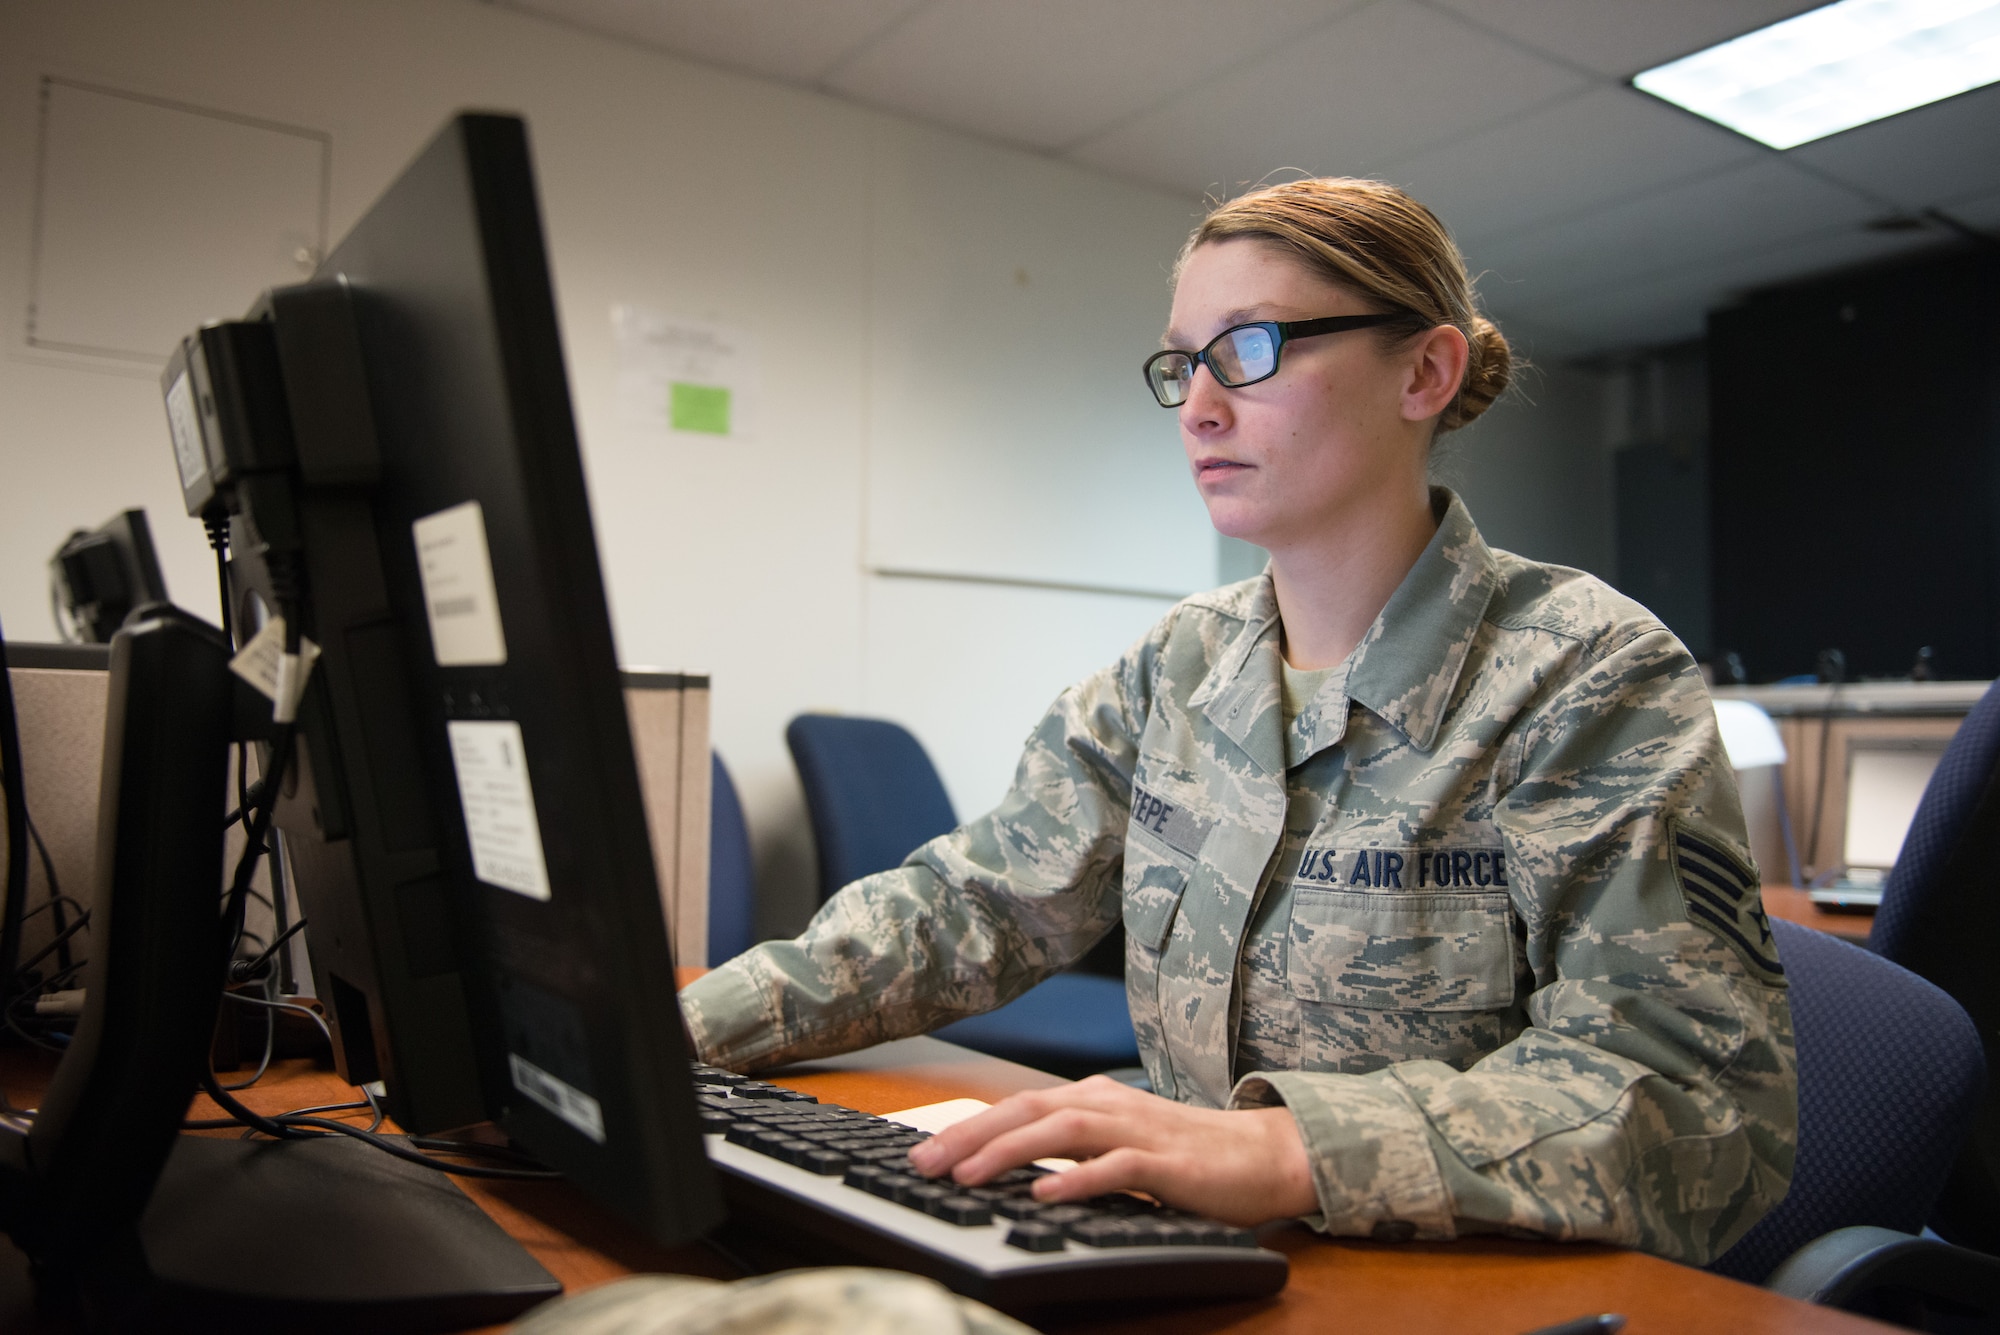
top-left (1230, 627), bottom-right (1797, 1265)
top-left (677, 617), bottom-right (1170, 1073)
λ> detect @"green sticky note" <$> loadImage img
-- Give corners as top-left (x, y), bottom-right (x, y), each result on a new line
top-left (670, 382), bottom-right (731, 435)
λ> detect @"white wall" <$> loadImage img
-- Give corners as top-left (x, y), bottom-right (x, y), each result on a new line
top-left (1, 0), bottom-right (1619, 946)
top-left (0, 0), bottom-right (1201, 943)
top-left (1437, 359), bottom-right (1614, 577)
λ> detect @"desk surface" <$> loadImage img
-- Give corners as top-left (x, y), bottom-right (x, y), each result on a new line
top-left (1762, 885), bottom-right (1875, 943)
top-left (1, 1037), bottom-right (1893, 1335)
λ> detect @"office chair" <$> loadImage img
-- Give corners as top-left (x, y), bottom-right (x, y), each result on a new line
top-left (783, 714), bottom-right (1139, 1078)
top-left (785, 715), bottom-right (959, 907)
top-left (1711, 919), bottom-right (1998, 1327)
top-left (708, 752), bottom-right (757, 967)
top-left (1868, 677), bottom-right (2000, 1253)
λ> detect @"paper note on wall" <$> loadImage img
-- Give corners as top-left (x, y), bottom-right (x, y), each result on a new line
top-left (613, 305), bottom-right (758, 438)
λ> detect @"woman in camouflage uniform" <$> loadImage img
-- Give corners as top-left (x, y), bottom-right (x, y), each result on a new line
top-left (680, 179), bottom-right (1796, 1264)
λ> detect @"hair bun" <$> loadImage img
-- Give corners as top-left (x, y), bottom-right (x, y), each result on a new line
top-left (1444, 316), bottom-right (1512, 433)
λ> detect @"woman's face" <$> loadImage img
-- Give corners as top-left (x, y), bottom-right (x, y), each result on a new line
top-left (1166, 238), bottom-right (1433, 552)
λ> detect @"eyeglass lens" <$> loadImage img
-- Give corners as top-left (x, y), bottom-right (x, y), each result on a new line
top-left (1147, 324), bottom-right (1282, 406)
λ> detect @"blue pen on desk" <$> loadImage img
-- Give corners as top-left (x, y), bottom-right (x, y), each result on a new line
top-left (1523, 1315), bottom-right (1625, 1335)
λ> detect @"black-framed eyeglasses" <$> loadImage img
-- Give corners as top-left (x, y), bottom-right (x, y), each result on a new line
top-left (1142, 313), bottom-right (1406, 408)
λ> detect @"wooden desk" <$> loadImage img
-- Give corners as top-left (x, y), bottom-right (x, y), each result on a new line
top-left (1762, 885), bottom-right (1875, 944)
top-left (1, 1037), bottom-right (1892, 1335)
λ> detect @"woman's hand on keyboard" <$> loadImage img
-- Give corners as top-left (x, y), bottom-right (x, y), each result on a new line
top-left (905, 1075), bottom-right (1315, 1227)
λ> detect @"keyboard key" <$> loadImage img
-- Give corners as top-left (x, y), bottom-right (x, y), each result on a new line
top-left (964, 1186), bottom-right (1016, 1203)
top-left (993, 1197), bottom-right (1045, 1220)
top-left (1035, 1205), bottom-right (1094, 1229)
top-left (873, 1173), bottom-right (925, 1205)
top-left (929, 1196), bottom-right (993, 1226)
top-left (1069, 1218), bottom-right (1141, 1249)
top-left (698, 1110), bottom-right (735, 1132)
top-left (1087, 1193), bottom-right (1152, 1215)
top-left (843, 1164), bottom-right (885, 1191)
top-left (690, 1065), bottom-right (746, 1086)
top-left (1006, 1222), bottom-right (1067, 1253)
top-left (769, 1137), bottom-right (815, 1166)
top-left (903, 1184), bottom-right (955, 1212)
top-left (802, 1149), bottom-right (850, 1176)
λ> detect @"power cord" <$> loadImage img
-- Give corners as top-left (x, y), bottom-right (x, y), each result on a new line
top-left (195, 1069), bottom-right (561, 1181)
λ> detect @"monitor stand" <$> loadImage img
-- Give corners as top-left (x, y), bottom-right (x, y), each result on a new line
top-left (93, 1133), bottom-right (560, 1331)
top-left (0, 610), bottom-right (560, 1332)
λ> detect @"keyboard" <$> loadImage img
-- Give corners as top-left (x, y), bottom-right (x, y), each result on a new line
top-left (690, 1064), bottom-right (1290, 1312)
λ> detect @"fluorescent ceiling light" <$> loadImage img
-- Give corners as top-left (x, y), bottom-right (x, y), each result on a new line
top-left (1632, 0), bottom-right (2000, 149)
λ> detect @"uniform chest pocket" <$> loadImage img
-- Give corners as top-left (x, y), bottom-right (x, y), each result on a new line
top-left (1122, 831), bottom-right (1192, 952)
top-left (1286, 889), bottom-right (1516, 1012)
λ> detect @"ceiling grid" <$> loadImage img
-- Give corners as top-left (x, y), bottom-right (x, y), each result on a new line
top-left (490, 0), bottom-right (2000, 358)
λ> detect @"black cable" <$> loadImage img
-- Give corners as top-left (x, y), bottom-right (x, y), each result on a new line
top-left (219, 725), bottom-right (296, 970)
top-left (1804, 690), bottom-right (1839, 879)
top-left (204, 516), bottom-right (234, 647)
top-left (407, 1136), bottom-right (550, 1167)
top-left (11, 912), bottom-right (91, 981)
top-left (22, 815), bottom-right (71, 975)
top-left (283, 1116), bottom-right (562, 1179)
top-left (20, 893), bottom-right (87, 925)
top-left (216, 977), bottom-right (278, 1092)
top-left (195, 1069), bottom-right (560, 1179)
top-left (230, 917), bottom-right (307, 984)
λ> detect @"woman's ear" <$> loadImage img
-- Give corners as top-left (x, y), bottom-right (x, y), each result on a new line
top-left (1400, 324), bottom-right (1470, 424)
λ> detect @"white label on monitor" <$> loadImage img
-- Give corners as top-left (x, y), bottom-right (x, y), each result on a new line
top-left (165, 373), bottom-right (208, 492)
top-left (446, 719), bottom-right (551, 900)
top-left (413, 501), bottom-right (507, 666)
top-left (508, 1052), bottom-right (605, 1143)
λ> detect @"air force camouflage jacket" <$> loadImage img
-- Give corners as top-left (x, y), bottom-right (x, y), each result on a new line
top-left (680, 492), bottom-right (1797, 1264)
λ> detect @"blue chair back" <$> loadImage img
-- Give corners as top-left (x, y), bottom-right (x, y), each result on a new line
top-left (1710, 919), bottom-right (1984, 1283)
top-left (1866, 678), bottom-right (2000, 1249)
top-left (707, 752), bottom-right (756, 965)
top-left (1872, 679), bottom-right (2000, 957)
top-left (784, 715), bottom-right (958, 902)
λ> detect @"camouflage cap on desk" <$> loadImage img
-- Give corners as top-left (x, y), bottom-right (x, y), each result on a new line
top-left (509, 1268), bottom-right (1035, 1335)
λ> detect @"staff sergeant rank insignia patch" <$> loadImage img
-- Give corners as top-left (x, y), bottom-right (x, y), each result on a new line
top-left (1670, 821), bottom-right (1785, 986)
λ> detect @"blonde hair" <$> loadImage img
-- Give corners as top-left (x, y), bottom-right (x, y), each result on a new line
top-left (1183, 178), bottom-right (1512, 433)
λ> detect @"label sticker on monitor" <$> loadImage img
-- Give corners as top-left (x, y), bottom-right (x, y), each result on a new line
top-left (165, 373), bottom-right (209, 492)
top-left (413, 501), bottom-right (507, 666)
top-left (446, 719), bottom-right (551, 900)
top-left (508, 1052), bottom-right (605, 1142)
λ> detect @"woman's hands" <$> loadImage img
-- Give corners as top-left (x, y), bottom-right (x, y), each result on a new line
top-left (905, 1075), bottom-right (1318, 1227)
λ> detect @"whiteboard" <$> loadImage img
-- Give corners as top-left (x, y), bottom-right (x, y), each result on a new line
top-left (864, 119), bottom-right (1215, 597)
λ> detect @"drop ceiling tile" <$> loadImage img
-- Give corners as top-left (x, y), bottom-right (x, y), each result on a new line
top-left (1066, 0), bottom-right (1590, 199)
top-left (493, 0), bottom-right (929, 84)
top-left (825, 0), bottom-right (1364, 152)
top-left (1374, 84), bottom-right (1759, 248)
top-left (1471, 159), bottom-right (1878, 306)
top-left (1425, 0), bottom-right (1824, 78)
top-left (1788, 82), bottom-right (2000, 214)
